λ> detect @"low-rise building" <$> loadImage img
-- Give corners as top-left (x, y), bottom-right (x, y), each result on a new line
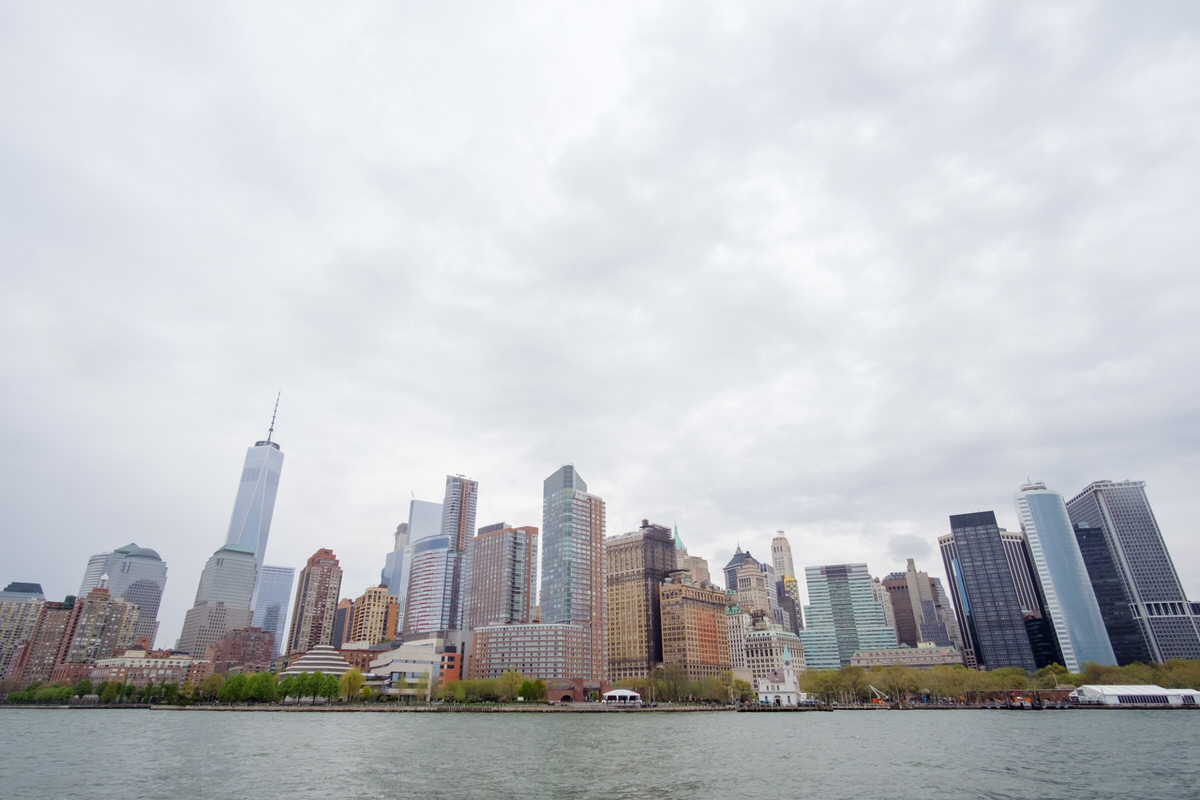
top-left (89, 649), bottom-right (213, 688)
top-left (850, 641), bottom-right (963, 669)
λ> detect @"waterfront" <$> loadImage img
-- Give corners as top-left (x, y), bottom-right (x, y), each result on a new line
top-left (2, 709), bottom-right (1198, 799)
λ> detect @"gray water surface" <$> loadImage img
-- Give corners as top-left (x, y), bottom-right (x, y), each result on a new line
top-left (1, 709), bottom-right (1197, 800)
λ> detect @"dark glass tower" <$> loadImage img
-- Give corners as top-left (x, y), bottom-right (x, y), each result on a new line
top-left (939, 511), bottom-right (1037, 672)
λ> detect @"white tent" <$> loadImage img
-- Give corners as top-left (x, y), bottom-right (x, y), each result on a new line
top-left (602, 688), bottom-right (641, 703)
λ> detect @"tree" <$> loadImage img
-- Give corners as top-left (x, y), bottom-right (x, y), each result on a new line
top-left (320, 673), bottom-right (340, 703)
top-left (277, 675), bottom-right (296, 701)
top-left (200, 673), bottom-right (225, 702)
top-left (218, 673), bottom-right (249, 703)
top-left (73, 678), bottom-right (93, 698)
top-left (246, 672), bottom-right (278, 703)
top-left (339, 667), bottom-right (365, 701)
top-left (100, 681), bottom-right (121, 703)
top-left (497, 670), bottom-right (523, 702)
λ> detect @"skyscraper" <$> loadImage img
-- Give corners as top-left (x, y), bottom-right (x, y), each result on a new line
top-left (252, 564), bottom-right (295, 658)
top-left (882, 559), bottom-right (957, 648)
top-left (605, 520), bottom-right (677, 682)
top-left (442, 474), bottom-right (478, 630)
top-left (1074, 525), bottom-right (1155, 665)
top-left (1014, 482), bottom-right (1115, 672)
top-left (286, 548), bottom-right (343, 655)
top-left (1066, 480), bottom-right (1200, 661)
top-left (224, 408), bottom-right (285, 603)
top-left (381, 522), bottom-right (409, 597)
top-left (177, 544), bottom-right (258, 656)
top-left (660, 572), bottom-right (731, 680)
top-left (78, 543), bottom-right (167, 647)
top-left (541, 465), bottom-right (606, 684)
top-left (771, 532), bottom-right (796, 582)
top-left (403, 478), bottom-right (473, 638)
top-left (462, 524), bottom-right (539, 630)
top-left (939, 512), bottom-right (1037, 672)
top-left (397, 499), bottom-right (443, 629)
top-left (799, 563), bottom-right (897, 670)
top-left (348, 585), bottom-right (399, 646)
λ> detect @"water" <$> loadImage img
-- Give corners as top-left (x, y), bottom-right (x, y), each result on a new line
top-left (1, 708), bottom-right (1198, 800)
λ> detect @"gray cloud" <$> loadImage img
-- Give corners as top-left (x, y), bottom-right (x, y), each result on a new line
top-left (2, 1), bottom-right (1198, 644)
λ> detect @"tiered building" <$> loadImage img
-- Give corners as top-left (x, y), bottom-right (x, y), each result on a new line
top-left (286, 548), bottom-right (343, 655)
top-left (78, 544), bottom-right (167, 647)
top-left (605, 520), bottom-right (677, 682)
top-left (177, 544), bottom-right (257, 656)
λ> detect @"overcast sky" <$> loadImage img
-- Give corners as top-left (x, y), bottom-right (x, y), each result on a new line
top-left (4, 2), bottom-right (1199, 648)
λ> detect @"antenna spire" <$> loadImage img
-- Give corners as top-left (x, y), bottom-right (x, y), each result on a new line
top-left (267, 392), bottom-right (280, 443)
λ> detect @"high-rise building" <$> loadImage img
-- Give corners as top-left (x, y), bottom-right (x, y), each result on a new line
top-left (1066, 480), bottom-right (1200, 661)
top-left (78, 543), bottom-right (168, 647)
top-left (799, 563), bottom-right (898, 670)
top-left (207, 626), bottom-right (275, 674)
top-left (286, 548), bottom-right (343, 655)
top-left (734, 556), bottom-right (772, 618)
top-left (882, 558), bottom-right (956, 648)
top-left (223, 411), bottom-right (285, 602)
top-left (397, 500), bottom-right (443, 629)
top-left (872, 576), bottom-right (897, 631)
top-left (939, 512), bottom-right (1037, 672)
top-left (605, 520), bottom-right (677, 682)
top-left (999, 530), bottom-right (1044, 616)
top-left (381, 522), bottom-right (409, 597)
top-left (252, 565), bottom-right (295, 658)
top-left (462, 524), bottom-right (538, 630)
top-left (659, 572), bottom-right (731, 680)
top-left (1074, 525), bottom-right (1155, 665)
top-left (403, 480), bottom-right (470, 637)
top-left (723, 547), bottom-right (755, 592)
top-left (330, 598), bottom-right (354, 649)
top-left (56, 585), bottom-right (140, 667)
top-left (177, 544), bottom-right (258, 656)
top-left (541, 465), bottom-right (606, 685)
top-left (11, 598), bottom-right (76, 684)
top-left (771, 532), bottom-right (796, 582)
top-left (1014, 482), bottom-right (1116, 672)
top-left (745, 612), bottom-right (806, 685)
top-left (348, 585), bottom-right (399, 646)
top-left (0, 590), bottom-right (45, 679)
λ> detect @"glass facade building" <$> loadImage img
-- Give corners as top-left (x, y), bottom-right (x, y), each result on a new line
top-left (1015, 483), bottom-right (1116, 672)
top-left (799, 562), bottom-right (897, 670)
top-left (177, 544), bottom-right (258, 656)
top-left (1066, 480), bottom-right (1200, 661)
top-left (78, 543), bottom-right (168, 647)
top-left (224, 437), bottom-right (284, 603)
top-left (939, 512), bottom-right (1037, 672)
top-left (252, 564), bottom-right (295, 657)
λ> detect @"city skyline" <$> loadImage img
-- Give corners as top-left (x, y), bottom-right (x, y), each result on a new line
top-left (5, 3), bottom-right (1200, 662)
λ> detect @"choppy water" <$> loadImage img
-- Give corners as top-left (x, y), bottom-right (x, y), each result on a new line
top-left (1, 708), bottom-right (1197, 800)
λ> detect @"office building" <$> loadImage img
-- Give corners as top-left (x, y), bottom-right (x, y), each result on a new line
top-left (606, 520), bottom-right (677, 682)
top-left (939, 512), bottom-right (1037, 672)
top-left (1066, 480), bottom-right (1200, 661)
top-left (223, 410), bottom-right (285, 598)
top-left (799, 563), bottom-right (898, 670)
top-left (77, 543), bottom-right (168, 647)
top-left (207, 627), bottom-right (275, 674)
top-left (659, 572), bottom-right (731, 679)
top-left (462, 524), bottom-right (538, 630)
top-left (286, 548), bottom-right (343, 655)
top-left (882, 558), bottom-right (957, 648)
top-left (252, 564), bottom-right (294, 658)
top-left (177, 544), bottom-right (258, 656)
top-left (734, 556), bottom-right (772, 617)
top-left (56, 585), bottom-right (140, 666)
top-left (1014, 483), bottom-right (1115, 672)
top-left (771, 532), bottom-right (796, 581)
top-left (673, 526), bottom-right (711, 584)
top-left (402, 487), bottom-right (461, 637)
top-left (745, 612), bottom-right (806, 686)
top-left (381, 522), bottom-right (409, 597)
top-left (723, 547), bottom-right (755, 592)
top-left (330, 598), bottom-right (354, 649)
top-left (1074, 525), bottom-right (1155, 665)
top-left (541, 465), bottom-right (606, 685)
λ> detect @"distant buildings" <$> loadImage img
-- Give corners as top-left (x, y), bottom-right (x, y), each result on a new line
top-left (1014, 482), bottom-right (1115, 672)
top-left (177, 544), bottom-right (258, 657)
top-left (0, 585), bottom-right (45, 678)
top-left (78, 543), bottom-right (167, 647)
top-left (403, 477), bottom-right (476, 637)
top-left (850, 641), bottom-right (963, 669)
top-left (381, 522), bottom-right (409, 598)
top-left (397, 499), bottom-right (444, 630)
top-left (605, 520), bottom-right (676, 682)
top-left (90, 648), bottom-right (212, 688)
top-left (347, 585), bottom-right (399, 646)
top-left (207, 626), bottom-right (275, 674)
top-left (286, 548), bottom-right (343, 655)
top-left (939, 512), bottom-right (1037, 672)
top-left (881, 558), bottom-right (958, 649)
top-left (799, 563), bottom-right (897, 670)
top-left (745, 612), bottom-right (806, 685)
top-left (1066, 479), bottom-right (1200, 661)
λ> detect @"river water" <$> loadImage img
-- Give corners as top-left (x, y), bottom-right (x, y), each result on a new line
top-left (1, 708), bottom-right (1197, 799)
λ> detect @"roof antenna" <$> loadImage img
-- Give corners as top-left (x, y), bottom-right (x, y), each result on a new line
top-left (267, 392), bottom-right (280, 443)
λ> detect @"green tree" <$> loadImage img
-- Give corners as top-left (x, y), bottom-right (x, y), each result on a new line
top-left (496, 670), bottom-right (523, 702)
top-left (246, 672), bottom-right (278, 703)
top-left (320, 673), bottom-right (340, 702)
top-left (73, 678), bottom-right (93, 698)
top-left (339, 667), bottom-right (365, 701)
top-left (200, 673), bottom-right (225, 702)
top-left (277, 675), bottom-right (296, 701)
top-left (218, 673), bottom-right (249, 703)
top-left (100, 681), bottom-right (121, 703)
